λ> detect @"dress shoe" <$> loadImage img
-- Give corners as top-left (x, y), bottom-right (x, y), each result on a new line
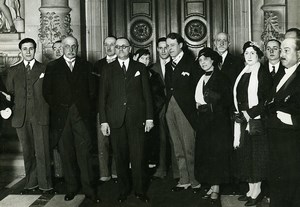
top-left (192, 184), bottom-right (201, 193)
top-left (112, 178), bottom-right (118, 183)
top-left (85, 194), bottom-right (101, 203)
top-left (171, 183), bottom-right (191, 192)
top-left (210, 192), bottom-right (219, 202)
top-left (20, 187), bottom-right (38, 195)
top-left (238, 195), bottom-right (250, 201)
top-left (244, 193), bottom-right (264, 206)
top-left (64, 192), bottom-right (76, 201)
top-left (135, 193), bottom-right (150, 203)
top-left (99, 176), bottom-right (111, 182)
top-left (117, 194), bottom-right (127, 203)
top-left (41, 189), bottom-right (57, 195)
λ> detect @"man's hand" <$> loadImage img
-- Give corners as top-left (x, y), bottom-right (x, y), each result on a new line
top-left (145, 120), bottom-right (154, 132)
top-left (101, 123), bottom-right (110, 136)
top-left (276, 111), bottom-right (293, 125)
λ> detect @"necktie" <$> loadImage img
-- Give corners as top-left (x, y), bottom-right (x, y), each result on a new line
top-left (25, 62), bottom-right (30, 72)
top-left (122, 62), bottom-right (126, 75)
top-left (271, 66), bottom-right (276, 76)
top-left (171, 60), bottom-right (177, 70)
top-left (67, 60), bottom-right (74, 71)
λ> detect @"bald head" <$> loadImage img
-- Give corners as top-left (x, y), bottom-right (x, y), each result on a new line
top-left (62, 36), bottom-right (78, 59)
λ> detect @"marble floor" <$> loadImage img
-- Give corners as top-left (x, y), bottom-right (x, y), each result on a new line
top-left (0, 126), bottom-right (270, 207)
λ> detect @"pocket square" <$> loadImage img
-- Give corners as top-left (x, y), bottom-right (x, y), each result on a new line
top-left (134, 71), bottom-right (141, 77)
top-left (39, 73), bottom-right (45, 79)
top-left (181, 72), bottom-right (190, 76)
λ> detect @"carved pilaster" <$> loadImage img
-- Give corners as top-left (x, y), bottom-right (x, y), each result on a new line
top-left (261, 4), bottom-right (286, 45)
top-left (38, 1), bottom-right (72, 62)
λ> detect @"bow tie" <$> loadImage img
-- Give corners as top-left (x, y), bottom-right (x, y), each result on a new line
top-left (204, 71), bottom-right (213, 76)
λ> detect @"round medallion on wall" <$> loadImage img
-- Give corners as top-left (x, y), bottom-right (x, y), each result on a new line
top-left (130, 20), bottom-right (152, 43)
top-left (185, 19), bottom-right (207, 42)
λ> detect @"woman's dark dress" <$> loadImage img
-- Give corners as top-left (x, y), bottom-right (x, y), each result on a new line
top-left (194, 70), bottom-right (232, 184)
top-left (234, 67), bottom-right (272, 183)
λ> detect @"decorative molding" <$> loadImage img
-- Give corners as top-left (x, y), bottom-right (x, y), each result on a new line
top-left (38, 8), bottom-right (72, 47)
top-left (185, 19), bottom-right (207, 42)
top-left (130, 19), bottom-right (152, 43)
top-left (261, 4), bottom-right (286, 44)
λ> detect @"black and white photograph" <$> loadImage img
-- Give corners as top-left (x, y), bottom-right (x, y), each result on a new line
top-left (0, 0), bottom-right (300, 207)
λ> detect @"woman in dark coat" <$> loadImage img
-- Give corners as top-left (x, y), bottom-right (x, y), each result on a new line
top-left (194, 47), bottom-right (232, 202)
top-left (232, 41), bottom-right (272, 206)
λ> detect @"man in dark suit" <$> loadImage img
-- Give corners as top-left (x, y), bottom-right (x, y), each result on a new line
top-left (99, 37), bottom-right (153, 203)
top-left (93, 35), bottom-right (118, 182)
top-left (43, 36), bottom-right (100, 203)
top-left (265, 39), bottom-right (285, 81)
top-left (151, 37), bottom-right (179, 179)
top-left (265, 38), bottom-right (300, 207)
top-left (6, 38), bottom-right (53, 194)
top-left (214, 32), bottom-right (242, 86)
top-left (165, 33), bottom-right (201, 192)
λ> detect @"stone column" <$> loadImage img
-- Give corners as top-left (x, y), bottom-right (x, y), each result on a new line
top-left (38, 0), bottom-right (72, 62)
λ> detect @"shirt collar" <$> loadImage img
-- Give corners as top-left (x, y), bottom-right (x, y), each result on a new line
top-left (172, 51), bottom-right (184, 64)
top-left (221, 50), bottom-right (228, 62)
top-left (284, 62), bottom-right (299, 75)
top-left (160, 57), bottom-right (170, 65)
top-left (118, 58), bottom-right (130, 69)
top-left (23, 59), bottom-right (35, 69)
top-left (63, 55), bottom-right (76, 63)
top-left (107, 54), bottom-right (117, 60)
top-left (268, 61), bottom-right (280, 72)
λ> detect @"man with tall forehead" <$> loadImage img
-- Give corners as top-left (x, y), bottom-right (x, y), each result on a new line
top-left (265, 39), bottom-right (285, 81)
top-left (151, 37), bottom-right (179, 180)
top-left (99, 37), bottom-right (153, 203)
top-left (43, 36), bottom-right (100, 203)
top-left (165, 33), bottom-right (201, 192)
top-left (6, 38), bottom-right (53, 194)
top-left (93, 35), bottom-right (118, 183)
top-left (214, 32), bottom-right (242, 86)
top-left (265, 38), bottom-right (300, 207)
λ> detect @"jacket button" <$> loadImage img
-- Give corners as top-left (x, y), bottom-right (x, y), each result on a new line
top-left (123, 103), bottom-right (126, 105)
top-left (170, 88), bottom-right (174, 91)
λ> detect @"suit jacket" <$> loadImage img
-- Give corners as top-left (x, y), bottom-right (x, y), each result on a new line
top-left (221, 52), bottom-right (242, 86)
top-left (43, 56), bottom-right (95, 145)
top-left (152, 61), bottom-right (165, 84)
top-left (265, 61), bottom-right (285, 84)
top-left (165, 53), bottom-right (201, 129)
top-left (148, 66), bottom-right (165, 116)
top-left (99, 59), bottom-right (153, 128)
top-left (6, 61), bottom-right (49, 128)
top-left (266, 64), bottom-right (300, 129)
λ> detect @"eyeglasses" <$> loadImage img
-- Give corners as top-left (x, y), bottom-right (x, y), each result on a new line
top-left (64, 45), bottom-right (78, 50)
top-left (115, 45), bottom-right (130, 50)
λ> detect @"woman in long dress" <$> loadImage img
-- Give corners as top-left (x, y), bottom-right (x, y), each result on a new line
top-left (194, 47), bottom-right (232, 202)
top-left (232, 41), bottom-right (272, 206)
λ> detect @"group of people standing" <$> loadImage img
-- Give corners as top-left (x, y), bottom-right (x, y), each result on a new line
top-left (1, 27), bottom-right (300, 207)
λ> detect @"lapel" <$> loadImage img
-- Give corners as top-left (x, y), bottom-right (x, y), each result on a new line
top-left (153, 61), bottom-right (164, 81)
top-left (125, 59), bottom-right (138, 82)
top-left (172, 54), bottom-right (187, 82)
top-left (30, 61), bottom-right (43, 85)
top-left (273, 65), bottom-right (300, 100)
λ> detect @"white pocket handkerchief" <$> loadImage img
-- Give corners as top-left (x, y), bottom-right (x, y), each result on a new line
top-left (181, 72), bottom-right (190, 76)
top-left (134, 71), bottom-right (141, 77)
top-left (39, 73), bottom-right (45, 79)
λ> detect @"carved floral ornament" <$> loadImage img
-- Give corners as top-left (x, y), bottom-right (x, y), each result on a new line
top-left (185, 19), bottom-right (207, 42)
top-left (130, 20), bottom-right (152, 43)
top-left (38, 11), bottom-right (72, 46)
